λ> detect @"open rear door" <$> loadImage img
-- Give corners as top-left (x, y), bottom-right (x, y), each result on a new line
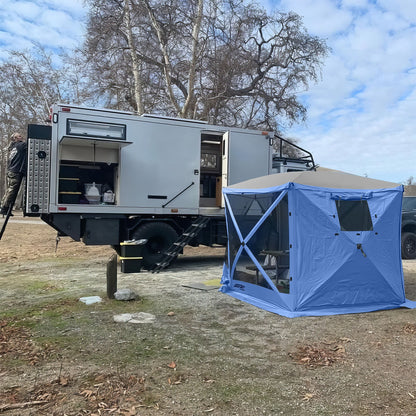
top-left (220, 131), bottom-right (229, 208)
top-left (26, 124), bottom-right (52, 215)
top-left (227, 131), bottom-right (271, 185)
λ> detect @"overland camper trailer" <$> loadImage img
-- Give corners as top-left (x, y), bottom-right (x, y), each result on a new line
top-left (22, 104), bottom-right (313, 270)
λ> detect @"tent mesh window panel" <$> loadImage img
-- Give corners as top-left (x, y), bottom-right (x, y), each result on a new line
top-left (226, 208), bottom-right (242, 273)
top-left (227, 192), bottom-right (289, 292)
top-left (234, 249), bottom-right (274, 290)
top-left (335, 199), bottom-right (373, 231)
top-left (247, 194), bottom-right (290, 293)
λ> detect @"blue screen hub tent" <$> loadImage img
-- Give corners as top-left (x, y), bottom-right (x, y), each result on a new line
top-left (220, 168), bottom-right (416, 317)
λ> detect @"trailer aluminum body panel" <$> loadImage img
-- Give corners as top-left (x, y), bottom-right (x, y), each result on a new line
top-left (27, 104), bottom-right (272, 215)
top-left (25, 104), bottom-right (274, 268)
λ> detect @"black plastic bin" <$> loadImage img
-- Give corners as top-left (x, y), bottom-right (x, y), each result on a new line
top-left (120, 258), bottom-right (142, 273)
top-left (119, 239), bottom-right (147, 273)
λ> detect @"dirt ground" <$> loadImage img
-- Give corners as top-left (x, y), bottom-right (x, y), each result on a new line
top-left (1, 213), bottom-right (416, 415)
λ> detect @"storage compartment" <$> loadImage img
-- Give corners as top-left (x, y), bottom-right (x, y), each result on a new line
top-left (58, 132), bottom-right (126, 206)
top-left (58, 162), bottom-right (117, 205)
top-left (82, 218), bottom-right (120, 245)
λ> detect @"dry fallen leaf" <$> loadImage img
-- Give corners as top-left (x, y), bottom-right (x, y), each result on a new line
top-left (290, 342), bottom-right (346, 368)
top-left (167, 361), bottom-right (177, 369)
top-left (403, 323), bottom-right (416, 334)
top-left (332, 345), bottom-right (345, 353)
top-left (37, 392), bottom-right (52, 401)
top-left (58, 376), bottom-right (68, 386)
top-left (80, 389), bottom-right (94, 398)
top-left (126, 406), bottom-right (138, 415)
top-left (322, 340), bottom-right (337, 345)
top-left (203, 378), bottom-right (215, 383)
top-left (167, 311), bottom-right (175, 316)
top-left (302, 393), bottom-right (315, 401)
top-left (168, 377), bottom-right (182, 385)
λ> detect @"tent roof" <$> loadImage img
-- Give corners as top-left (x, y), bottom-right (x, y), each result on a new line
top-left (228, 167), bottom-right (399, 190)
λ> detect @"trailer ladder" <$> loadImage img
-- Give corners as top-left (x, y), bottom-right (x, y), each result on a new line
top-left (152, 217), bottom-right (211, 273)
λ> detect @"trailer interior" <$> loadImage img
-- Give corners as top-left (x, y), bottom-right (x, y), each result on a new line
top-left (56, 118), bottom-right (130, 206)
top-left (200, 132), bottom-right (224, 208)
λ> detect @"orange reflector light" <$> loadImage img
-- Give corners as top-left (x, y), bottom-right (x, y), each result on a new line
top-left (171, 208), bottom-right (178, 213)
top-left (61, 107), bottom-right (71, 112)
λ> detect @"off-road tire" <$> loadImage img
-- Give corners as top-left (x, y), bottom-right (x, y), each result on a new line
top-left (401, 232), bottom-right (416, 259)
top-left (132, 222), bottom-right (178, 270)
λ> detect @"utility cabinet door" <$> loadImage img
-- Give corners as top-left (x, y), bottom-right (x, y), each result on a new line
top-left (227, 131), bottom-right (271, 185)
top-left (119, 120), bottom-right (200, 209)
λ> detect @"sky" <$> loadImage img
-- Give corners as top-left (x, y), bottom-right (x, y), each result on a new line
top-left (0, 0), bottom-right (415, 183)
top-left (274, 0), bottom-right (416, 183)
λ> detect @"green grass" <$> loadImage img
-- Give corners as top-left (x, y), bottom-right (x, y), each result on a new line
top-left (1, 293), bottom-right (185, 368)
top-left (26, 280), bottom-right (64, 292)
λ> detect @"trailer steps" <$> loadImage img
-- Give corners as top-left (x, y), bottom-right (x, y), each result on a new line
top-left (152, 217), bottom-right (211, 273)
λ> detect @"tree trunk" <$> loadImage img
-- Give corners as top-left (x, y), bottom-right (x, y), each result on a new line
top-left (124, 0), bottom-right (144, 114)
top-left (140, 0), bottom-right (182, 115)
top-left (181, 0), bottom-right (204, 118)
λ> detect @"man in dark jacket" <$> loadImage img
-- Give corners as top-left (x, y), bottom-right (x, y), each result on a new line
top-left (1, 132), bottom-right (27, 216)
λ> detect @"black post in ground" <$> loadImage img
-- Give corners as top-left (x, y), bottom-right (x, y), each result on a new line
top-left (107, 253), bottom-right (118, 299)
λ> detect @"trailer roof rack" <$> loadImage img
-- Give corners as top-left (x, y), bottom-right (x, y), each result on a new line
top-left (274, 134), bottom-right (316, 171)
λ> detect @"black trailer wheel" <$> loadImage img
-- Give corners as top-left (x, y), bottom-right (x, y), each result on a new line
top-left (132, 222), bottom-right (178, 270)
top-left (401, 232), bottom-right (416, 259)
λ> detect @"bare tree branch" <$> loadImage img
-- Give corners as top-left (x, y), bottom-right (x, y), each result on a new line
top-left (82, 0), bottom-right (329, 128)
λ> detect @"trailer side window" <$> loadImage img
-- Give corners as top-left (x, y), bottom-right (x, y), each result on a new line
top-left (67, 119), bottom-right (126, 140)
top-left (336, 200), bottom-right (373, 231)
